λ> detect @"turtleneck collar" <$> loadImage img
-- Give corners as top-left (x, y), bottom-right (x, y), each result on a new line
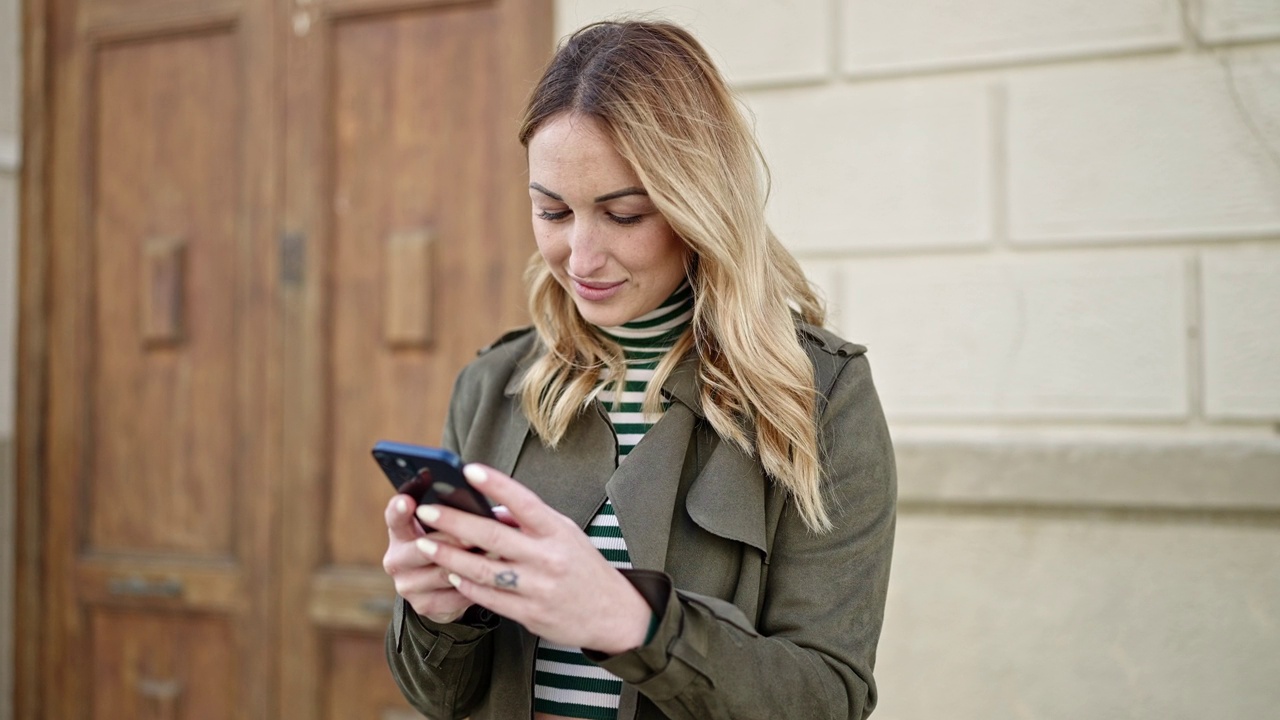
top-left (594, 282), bottom-right (694, 356)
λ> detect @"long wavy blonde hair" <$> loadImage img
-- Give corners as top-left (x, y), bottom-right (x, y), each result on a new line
top-left (517, 20), bottom-right (832, 532)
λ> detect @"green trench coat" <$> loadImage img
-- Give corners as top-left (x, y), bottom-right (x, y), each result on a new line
top-left (386, 323), bottom-right (897, 720)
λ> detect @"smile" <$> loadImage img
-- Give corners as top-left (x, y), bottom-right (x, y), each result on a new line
top-left (570, 277), bottom-right (625, 301)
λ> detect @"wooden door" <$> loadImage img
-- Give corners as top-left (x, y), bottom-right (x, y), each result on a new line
top-left (279, 0), bottom-right (549, 718)
top-left (38, 0), bottom-right (279, 717)
top-left (25, 0), bottom-right (551, 717)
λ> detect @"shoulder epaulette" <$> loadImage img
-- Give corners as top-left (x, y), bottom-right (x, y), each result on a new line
top-left (797, 323), bottom-right (867, 358)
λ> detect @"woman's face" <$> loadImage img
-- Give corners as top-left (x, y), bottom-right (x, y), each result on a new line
top-left (527, 112), bottom-right (689, 327)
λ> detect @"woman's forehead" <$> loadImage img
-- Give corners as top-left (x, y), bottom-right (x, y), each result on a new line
top-left (527, 113), bottom-right (642, 195)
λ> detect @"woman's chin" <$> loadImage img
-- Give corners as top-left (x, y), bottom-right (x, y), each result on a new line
top-left (572, 298), bottom-right (630, 327)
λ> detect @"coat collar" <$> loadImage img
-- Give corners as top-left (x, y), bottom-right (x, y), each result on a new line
top-left (503, 345), bottom-right (705, 419)
top-left (501, 339), bottom-right (769, 569)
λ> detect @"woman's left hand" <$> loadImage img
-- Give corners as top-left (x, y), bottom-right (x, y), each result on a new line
top-left (413, 463), bottom-right (653, 655)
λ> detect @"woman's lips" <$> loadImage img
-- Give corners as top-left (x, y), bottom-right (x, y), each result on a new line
top-left (571, 278), bottom-right (625, 302)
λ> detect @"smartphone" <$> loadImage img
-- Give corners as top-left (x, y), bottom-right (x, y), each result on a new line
top-left (372, 441), bottom-right (496, 519)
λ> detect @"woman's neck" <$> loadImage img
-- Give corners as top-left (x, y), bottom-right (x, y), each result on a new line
top-left (594, 282), bottom-right (694, 358)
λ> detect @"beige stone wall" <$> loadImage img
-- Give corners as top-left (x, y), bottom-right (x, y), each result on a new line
top-left (557, 2), bottom-right (1280, 718)
top-left (0, 0), bottom-right (17, 713)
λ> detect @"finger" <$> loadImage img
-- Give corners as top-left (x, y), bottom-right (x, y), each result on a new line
top-left (418, 530), bottom-right (529, 590)
top-left (383, 537), bottom-right (439, 575)
top-left (446, 572), bottom-right (524, 619)
top-left (492, 506), bottom-right (520, 528)
top-left (383, 528), bottom-right (469, 573)
top-left (416, 503), bottom-right (534, 562)
top-left (385, 494), bottom-right (425, 543)
top-left (463, 464), bottom-right (564, 536)
top-left (390, 564), bottom-right (457, 596)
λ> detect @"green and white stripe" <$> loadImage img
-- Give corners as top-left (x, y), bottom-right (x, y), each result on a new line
top-left (596, 282), bottom-right (693, 457)
top-left (532, 283), bottom-right (693, 719)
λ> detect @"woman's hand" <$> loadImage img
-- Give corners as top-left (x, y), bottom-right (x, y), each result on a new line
top-left (415, 464), bottom-right (653, 655)
top-left (382, 494), bottom-right (473, 624)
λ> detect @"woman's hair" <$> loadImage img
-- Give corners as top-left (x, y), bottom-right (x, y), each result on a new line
top-left (517, 20), bottom-right (833, 532)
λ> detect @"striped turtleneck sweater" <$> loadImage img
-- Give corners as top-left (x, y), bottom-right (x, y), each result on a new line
top-left (531, 282), bottom-right (694, 720)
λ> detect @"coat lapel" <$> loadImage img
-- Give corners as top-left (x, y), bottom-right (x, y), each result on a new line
top-left (497, 347), bottom-right (769, 565)
top-left (685, 431), bottom-right (769, 558)
top-left (501, 356), bottom-right (616, 529)
top-left (606, 403), bottom-right (695, 571)
top-left (508, 404), bottom-right (617, 530)
top-left (659, 352), bottom-right (770, 559)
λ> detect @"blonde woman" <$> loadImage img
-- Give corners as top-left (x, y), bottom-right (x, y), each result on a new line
top-left (382, 20), bottom-right (896, 720)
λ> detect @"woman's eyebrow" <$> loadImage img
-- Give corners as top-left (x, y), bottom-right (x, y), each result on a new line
top-left (529, 183), bottom-right (563, 201)
top-left (593, 187), bottom-right (648, 203)
top-left (528, 183), bottom-right (649, 204)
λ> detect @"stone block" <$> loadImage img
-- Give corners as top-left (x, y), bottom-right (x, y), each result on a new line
top-left (1008, 54), bottom-right (1280, 243)
top-left (1198, 0), bottom-right (1280, 43)
top-left (842, 0), bottom-right (1181, 75)
top-left (836, 251), bottom-right (1188, 420)
top-left (1202, 247), bottom-right (1280, 419)
top-left (796, 256), bottom-right (843, 330)
top-left (877, 511), bottom-right (1280, 720)
top-left (554, 0), bottom-right (831, 85)
top-left (894, 437), bottom-right (1280, 510)
top-left (749, 81), bottom-right (991, 252)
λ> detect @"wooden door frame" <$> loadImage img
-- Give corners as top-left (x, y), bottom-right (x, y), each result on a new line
top-left (15, 0), bottom-right (51, 716)
top-left (15, 0), bottom-right (283, 716)
top-left (13, 0), bottom-right (556, 717)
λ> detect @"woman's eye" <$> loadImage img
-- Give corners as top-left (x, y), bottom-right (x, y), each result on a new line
top-left (609, 213), bottom-right (642, 226)
top-left (536, 209), bottom-right (571, 221)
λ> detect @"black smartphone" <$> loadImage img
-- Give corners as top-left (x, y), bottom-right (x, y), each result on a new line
top-left (372, 441), bottom-right (496, 519)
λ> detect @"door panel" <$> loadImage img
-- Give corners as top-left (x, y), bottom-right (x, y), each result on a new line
top-left (90, 609), bottom-right (235, 720)
top-left (89, 32), bottom-right (239, 556)
top-left (281, 0), bottom-right (550, 714)
top-left (328, 5), bottom-right (504, 567)
top-left (323, 631), bottom-right (415, 720)
top-left (40, 0), bottom-right (276, 717)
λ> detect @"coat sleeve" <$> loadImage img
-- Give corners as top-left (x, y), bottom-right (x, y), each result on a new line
top-left (587, 352), bottom-right (897, 719)
top-left (385, 601), bottom-right (497, 719)
top-left (385, 365), bottom-right (499, 719)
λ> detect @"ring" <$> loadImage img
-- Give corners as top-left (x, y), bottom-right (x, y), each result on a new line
top-left (494, 569), bottom-right (519, 589)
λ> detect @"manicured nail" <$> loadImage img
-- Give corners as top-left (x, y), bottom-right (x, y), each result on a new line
top-left (463, 465), bottom-right (488, 484)
top-left (416, 538), bottom-right (438, 557)
top-left (447, 573), bottom-right (462, 588)
top-left (395, 498), bottom-right (408, 514)
top-left (417, 505), bottom-right (441, 523)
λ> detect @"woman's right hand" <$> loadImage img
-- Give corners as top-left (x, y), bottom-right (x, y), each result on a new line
top-left (382, 494), bottom-right (473, 624)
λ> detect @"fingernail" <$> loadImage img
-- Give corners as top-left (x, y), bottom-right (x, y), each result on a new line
top-left (447, 573), bottom-right (462, 588)
top-left (417, 505), bottom-right (441, 523)
top-left (416, 538), bottom-right (438, 556)
top-left (395, 498), bottom-right (408, 514)
top-left (464, 465), bottom-right (488, 484)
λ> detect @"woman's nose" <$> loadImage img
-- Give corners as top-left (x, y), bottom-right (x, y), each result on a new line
top-left (566, 222), bottom-right (606, 277)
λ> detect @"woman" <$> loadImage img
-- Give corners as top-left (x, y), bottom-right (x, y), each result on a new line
top-left (382, 20), bottom-right (896, 720)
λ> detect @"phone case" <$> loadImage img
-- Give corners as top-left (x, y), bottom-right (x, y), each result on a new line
top-left (372, 441), bottom-right (495, 518)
